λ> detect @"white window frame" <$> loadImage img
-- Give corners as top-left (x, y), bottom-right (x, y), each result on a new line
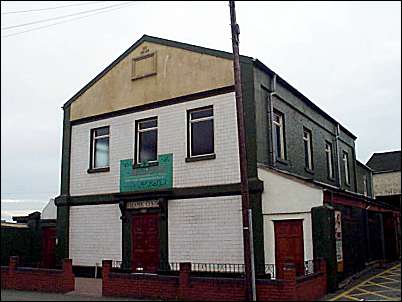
top-left (325, 142), bottom-right (334, 179)
top-left (273, 111), bottom-right (285, 160)
top-left (303, 129), bottom-right (313, 170)
top-left (92, 126), bottom-right (110, 169)
top-left (363, 175), bottom-right (368, 196)
top-left (136, 118), bottom-right (158, 164)
top-left (188, 106), bottom-right (214, 158)
top-left (342, 151), bottom-right (350, 185)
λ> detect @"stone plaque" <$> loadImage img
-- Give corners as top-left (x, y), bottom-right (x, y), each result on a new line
top-left (126, 200), bottom-right (159, 209)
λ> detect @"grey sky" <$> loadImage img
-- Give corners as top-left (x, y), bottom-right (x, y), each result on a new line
top-left (1, 1), bottom-right (401, 220)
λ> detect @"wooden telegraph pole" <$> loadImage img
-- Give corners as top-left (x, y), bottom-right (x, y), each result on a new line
top-left (229, 1), bottom-right (256, 301)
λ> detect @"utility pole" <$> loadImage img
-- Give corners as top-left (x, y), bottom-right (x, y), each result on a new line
top-left (229, 1), bottom-right (256, 300)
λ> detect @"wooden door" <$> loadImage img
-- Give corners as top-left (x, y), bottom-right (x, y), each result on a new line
top-left (131, 213), bottom-right (160, 272)
top-left (274, 220), bottom-right (304, 278)
top-left (41, 227), bottom-right (56, 268)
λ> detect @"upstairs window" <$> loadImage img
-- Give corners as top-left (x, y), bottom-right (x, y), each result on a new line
top-left (188, 106), bottom-right (214, 158)
top-left (273, 110), bottom-right (286, 160)
top-left (363, 175), bottom-right (368, 196)
top-left (91, 126), bottom-right (110, 169)
top-left (342, 151), bottom-right (350, 185)
top-left (325, 142), bottom-right (334, 179)
top-left (303, 128), bottom-right (313, 170)
top-left (136, 118), bottom-right (158, 164)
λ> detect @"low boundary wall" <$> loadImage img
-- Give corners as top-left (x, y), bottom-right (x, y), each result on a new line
top-left (102, 259), bottom-right (327, 301)
top-left (1, 256), bottom-right (74, 293)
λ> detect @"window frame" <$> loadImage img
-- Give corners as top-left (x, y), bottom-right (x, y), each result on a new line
top-left (187, 105), bottom-right (215, 160)
top-left (273, 110), bottom-right (286, 161)
top-left (303, 127), bottom-right (314, 171)
top-left (342, 151), bottom-right (350, 186)
top-left (363, 175), bottom-right (368, 196)
top-left (135, 117), bottom-right (158, 166)
top-left (325, 141), bottom-right (334, 180)
top-left (89, 126), bottom-right (110, 172)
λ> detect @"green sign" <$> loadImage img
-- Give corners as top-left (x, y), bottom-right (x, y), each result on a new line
top-left (120, 153), bottom-right (173, 192)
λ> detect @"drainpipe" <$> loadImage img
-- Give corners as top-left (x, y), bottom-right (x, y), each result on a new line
top-left (365, 205), bottom-right (371, 264)
top-left (352, 144), bottom-right (358, 193)
top-left (335, 124), bottom-right (342, 189)
top-left (267, 74), bottom-right (277, 167)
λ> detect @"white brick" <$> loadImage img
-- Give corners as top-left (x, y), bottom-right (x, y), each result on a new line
top-left (168, 196), bottom-right (244, 264)
top-left (69, 204), bottom-right (122, 266)
top-left (70, 92), bottom-right (240, 196)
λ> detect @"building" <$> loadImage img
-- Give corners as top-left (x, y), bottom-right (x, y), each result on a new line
top-left (54, 35), bottom-right (400, 289)
top-left (366, 151), bottom-right (401, 260)
top-left (366, 151), bottom-right (401, 209)
top-left (1, 199), bottom-right (57, 268)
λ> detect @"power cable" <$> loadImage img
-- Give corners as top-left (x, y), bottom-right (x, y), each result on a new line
top-left (1, 1), bottom-right (106, 15)
top-left (1, 1), bottom-right (136, 38)
top-left (1, 1), bottom-right (133, 30)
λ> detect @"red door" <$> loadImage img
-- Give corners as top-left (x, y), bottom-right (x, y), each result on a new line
top-left (274, 220), bottom-right (304, 278)
top-left (131, 213), bottom-right (160, 273)
top-left (41, 227), bottom-right (56, 268)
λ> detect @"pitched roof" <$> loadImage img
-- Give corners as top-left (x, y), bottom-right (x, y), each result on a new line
top-left (62, 34), bottom-right (357, 139)
top-left (366, 151), bottom-right (401, 173)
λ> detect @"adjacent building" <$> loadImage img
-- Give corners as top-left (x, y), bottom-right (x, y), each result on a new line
top-left (366, 151), bottom-right (401, 209)
top-left (1, 199), bottom-right (57, 268)
top-left (54, 35), bottom-right (400, 289)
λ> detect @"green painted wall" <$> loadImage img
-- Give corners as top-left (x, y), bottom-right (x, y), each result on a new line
top-left (311, 205), bottom-right (338, 292)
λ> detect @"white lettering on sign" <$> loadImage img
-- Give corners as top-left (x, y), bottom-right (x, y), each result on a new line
top-left (334, 210), bottom-right (343, 263)
top-left (126, 200), bottom-right (159, 209)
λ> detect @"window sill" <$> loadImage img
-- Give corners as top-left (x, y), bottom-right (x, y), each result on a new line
top-left (185, 154), bottom-right (216, 163)
top-left (304, 167), bottom-right (315, 175)
top-left (276, 158), bottom-right (289, 165)
top-left (132, 161), bottom-right (159, 169)
top-left (87, 167), bottom-right (110, 174)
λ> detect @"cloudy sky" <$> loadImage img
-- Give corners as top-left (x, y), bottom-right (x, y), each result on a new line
top-left (1, 1), bottom-right (401, 221)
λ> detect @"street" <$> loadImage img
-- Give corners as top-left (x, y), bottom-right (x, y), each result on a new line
top-left (327, 262), bottom-right (401, 301)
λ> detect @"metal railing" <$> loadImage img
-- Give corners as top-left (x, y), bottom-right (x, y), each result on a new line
top-left (191, 263), bottom-right (245, 274)
top-left (110, 260), bottom-right (319, 279)
top-left (159, 262), bottom-right (245, 274)
top-left (112, 260), bottom-right (123, 269)
top-left (303, 260), bottom-right (316, 276)
top-left (262, 264), bottom-right (276, 279)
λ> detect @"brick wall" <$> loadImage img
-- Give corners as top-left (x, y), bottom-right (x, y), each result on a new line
top-left (168, 196), bottom-right (244, 264)
top-left (69, 204), bottom-right (122, 267)
top-left (69, 92), bottom-right (240, 196)
top-left (102, 259), bottom-right (327, 301)
top-left (1, 256), bottom-right (74, 293)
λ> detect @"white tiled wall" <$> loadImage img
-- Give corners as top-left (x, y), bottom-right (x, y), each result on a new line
top-left (69, 92), bottom-right (240, 196)
top-left (168, 196), bottom-right (244, 264)
top-left (69, 204), bottom-right (122, 266)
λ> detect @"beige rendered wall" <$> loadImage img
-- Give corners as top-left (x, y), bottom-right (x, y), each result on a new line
top-left (373, 171), bottom-right (401, 196)
top-left (70, 41), bottom-right (234, 121)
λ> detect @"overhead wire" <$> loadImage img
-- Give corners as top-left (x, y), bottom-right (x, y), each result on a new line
top-left (1, 1), bottom-right (133, 30)
top-left (1, 1), bottom-right (137, 38)
top-left (1, 1), bottom-right (106, 15)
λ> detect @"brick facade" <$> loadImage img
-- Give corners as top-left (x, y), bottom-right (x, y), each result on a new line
top-left (102, 259), bottom-right (327, 301)
top-left (69, 92), bottom-right (240, 196)
top-left (168, 196), bottom-right (244, 264)
top-left (1, 256), bottom-right (74, 293)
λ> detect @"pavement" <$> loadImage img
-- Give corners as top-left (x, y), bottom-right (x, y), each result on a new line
top-left (1, 290), bottom-right (141, 301)
top-left (1, 277), bottom-right (140, 301)
top-left (325, 262), bottom-right (401, 301)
